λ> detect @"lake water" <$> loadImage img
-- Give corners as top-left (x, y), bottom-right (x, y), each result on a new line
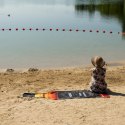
top-left (0, 0), bottom-right (125, 68)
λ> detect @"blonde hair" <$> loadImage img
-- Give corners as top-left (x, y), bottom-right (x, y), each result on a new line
top-left (91, 56), bottom-right (105, 68)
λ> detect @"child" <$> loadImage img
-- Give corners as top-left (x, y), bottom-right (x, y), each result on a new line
top-left (89, 56), bottom-right (108, 94)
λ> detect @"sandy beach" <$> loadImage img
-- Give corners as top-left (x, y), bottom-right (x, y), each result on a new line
top-left (0, 65), bottom-right (125, 125)
top-left (0, 1), bottom-right (125, 125)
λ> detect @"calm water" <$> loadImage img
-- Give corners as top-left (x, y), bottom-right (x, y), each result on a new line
top-left (0, 0), bottom-right (125, 68)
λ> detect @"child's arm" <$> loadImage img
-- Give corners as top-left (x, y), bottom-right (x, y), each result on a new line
top-left (90, 68), bottom-right (94, 76)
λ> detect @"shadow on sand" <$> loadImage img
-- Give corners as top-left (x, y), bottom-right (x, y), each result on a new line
top-left (108, 89), bottom-right (125, 97)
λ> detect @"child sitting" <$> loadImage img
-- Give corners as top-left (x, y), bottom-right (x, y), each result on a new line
top-left (89, 56), bottom-right (108, 94)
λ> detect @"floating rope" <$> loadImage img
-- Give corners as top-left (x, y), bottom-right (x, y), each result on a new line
top-left (0, 28), bottom-right (125, 35)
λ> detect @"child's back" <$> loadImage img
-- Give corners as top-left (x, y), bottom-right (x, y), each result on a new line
top-left (89, 56), bottom-right (107, 94)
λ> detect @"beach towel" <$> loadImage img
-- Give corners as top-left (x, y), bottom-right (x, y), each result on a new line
top-left (23, 90), bottom-right (110, 100)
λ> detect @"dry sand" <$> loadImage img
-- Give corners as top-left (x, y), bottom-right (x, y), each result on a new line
top-left (0, 66), bottom-right (125, 125)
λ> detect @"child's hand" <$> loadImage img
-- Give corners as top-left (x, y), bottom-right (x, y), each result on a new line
top-left (90, 68), bottom-right (93, 71)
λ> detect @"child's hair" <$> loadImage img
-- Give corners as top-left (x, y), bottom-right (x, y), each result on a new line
top-left (91, 56), bottom-right (105, 68)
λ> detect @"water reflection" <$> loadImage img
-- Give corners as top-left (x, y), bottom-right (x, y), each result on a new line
top-left (0, 0), bottom-right (125, 68)
top-left (0, 0), bottom-right (75, 6)
top-left (75, 0), bottom-right (125, 38)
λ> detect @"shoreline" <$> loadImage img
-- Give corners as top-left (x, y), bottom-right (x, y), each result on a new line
top-left (0, 61), bottom-right (125, 73)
